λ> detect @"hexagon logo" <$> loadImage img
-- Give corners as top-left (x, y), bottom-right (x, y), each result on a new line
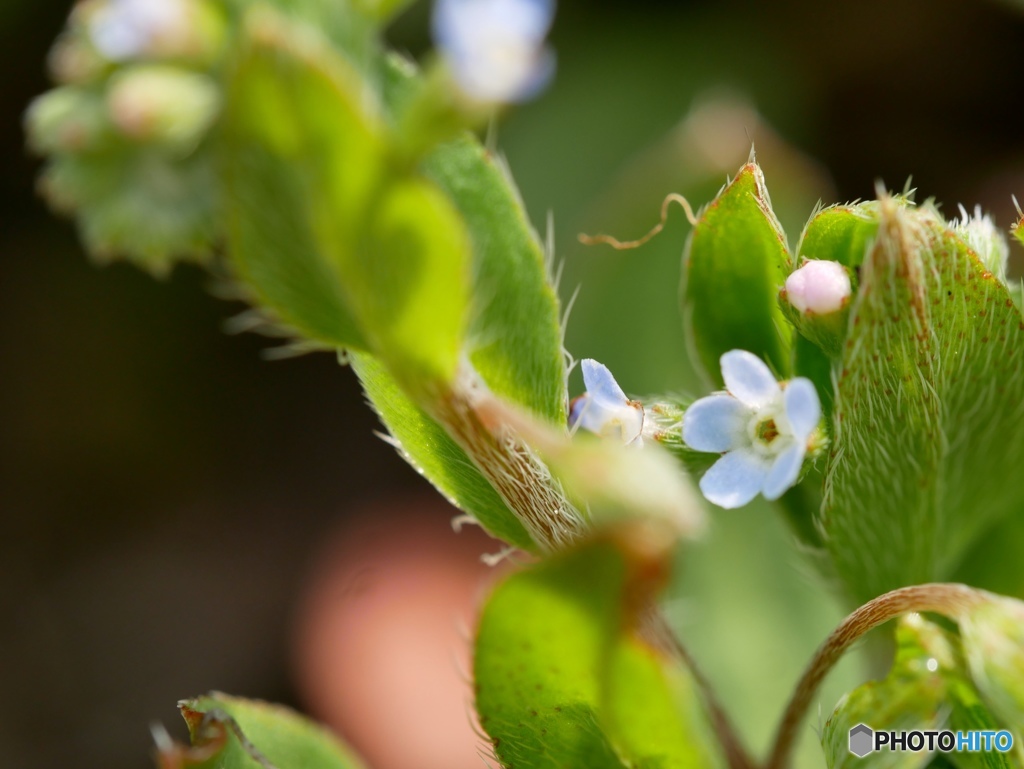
top-left (849, 723), bottom-right (874, 757)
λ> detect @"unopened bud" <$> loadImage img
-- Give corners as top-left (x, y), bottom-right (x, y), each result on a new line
top-left (785, 259), bottom-right (851, 315)
top-left (26, 87), bottom-right (111, 154)
top-left (782, 259), bottom-right (853, 358)
top-left (48, 34), bottom-right (108, 85)
top-left (960, 595), bottom-right (1024, 727)
top-left (106, 65), bottom-right (219, 149)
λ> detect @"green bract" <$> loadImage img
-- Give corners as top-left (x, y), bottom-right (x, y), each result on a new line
top-left (168, 693), bottom-right (367, 769)
top-left (818, 200), bottom-right (1024, 603)
top-left (683, 161), bottom-right (792, 386)
top-left (474, 529), bottom-right (723, 769)
top-left (822, 614), bottom-right (1016, 769)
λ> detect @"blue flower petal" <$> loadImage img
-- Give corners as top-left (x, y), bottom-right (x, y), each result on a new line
top-left (720, 350), bottom-right (780, 408)
top-left (682, 394), bottom-right (750, 453)
top-left (699, 448), bottom-right (769, 509)
top-left (783, 377), bottom-right (821, 442)
top-left (432, 0), bottom-right (556, 102)
top-left (580, 358), bottom-right (629, 408)
top-left (762, 442), bottom-right (804, 500)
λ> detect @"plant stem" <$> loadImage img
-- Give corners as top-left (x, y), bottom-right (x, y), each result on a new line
top-left (764, 583), bottom-right (987, 769)
top-left (644, 609), bottom-right (757, 769)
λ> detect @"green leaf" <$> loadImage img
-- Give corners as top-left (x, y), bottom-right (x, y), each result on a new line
top-left (350, 351), bottom-right (535, 551)
top-left (822, 614), bottom-right (1017, 769)
top-left (796, 203), bottom-right (879, 270)
top-left (353, 175), bottom-right (470, 387)
top-left (165, 692), bottom-right (367, 769)
top-left (954, 513), bottom-right (1024, 600)
top-left (474, 531), bottom-right (722, 768)
top-left (682, 160), bottom-right (791, 386)
top-left (350, 0), bottom-right (417, 22)
top-left (225, 10), bottom-right (471, 387)
top-left (223, 10), bottom-right (380, 349)
top-left (603, 637), bottom-right (721, 769)
top-left (960, 595), bottom-right (1024, 732)
top-left (821, 200), bottom-right (1024, 604)
top-left (39, 147), bottom-right (220, 275)
top-left (423, 137), bottom-right (567, 424)
top-left (946, 678), bottom-right (1016, 769)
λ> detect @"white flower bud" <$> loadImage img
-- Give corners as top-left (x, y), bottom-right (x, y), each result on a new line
top-left (785, 259), bottom-right (851, 315)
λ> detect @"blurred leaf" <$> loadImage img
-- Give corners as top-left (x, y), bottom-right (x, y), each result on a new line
top-left (350, 0), bottom-right (418, 25)
top-left (39, 147), bottom-right (220, 275)
top-left (474, 530), bottom-right (721, 768)
top-left (350, 351), bottom-right (535, 551)
top-left (423, 137), bottom-right (567, 424)
top-left (381, 54), bottom-right (567, 423)
top-left (822, 614), bottom-right (1016, 769)
top-left (478, 395), bottom-right (704, 537)
top-left (792, 331), bottom-right (834, 420)
top-left (163, 692), bottom-right (367, 769)
top-left (960, 595), bottom-right (1024, 732)
top-left (603, 636), bottom-right (723, 769)
top-left (225, 10), bottom-right (471, 386)
top-left (682, 160), bottom-right (792, 386)
top-left (223, 10), bottom-right (380, 349)
top-left (954, 514), bottom-right (1024, 600)
top-left (229, 0), bottom-right (378, 76)
top-left (946, 678), bottom-right (1016, 769)
top-left (821, 200), bottom-right (1024, 604)
top-left (354, 175), bottom-right (470, 386)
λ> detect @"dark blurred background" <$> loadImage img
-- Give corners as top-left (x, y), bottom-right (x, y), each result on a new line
top-left (3, 1), bottom-right (1024, 768)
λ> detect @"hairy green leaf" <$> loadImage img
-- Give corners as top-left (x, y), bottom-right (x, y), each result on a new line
top-left (821, 200), bottom-right (1024, 603)
top-left (796, 204), bottom-right (880, 270)
top-left (682, 160), bottom-right (791, 386)
top-left (354, 175), bottom-right (470, 387)
top-left (423, 137), bottom-right (567, 424)
top-left (350, 351), bottom-right (535, 550)
top-left (225, 11), bottom-right (471, 387)
top-left (223, 10), bottom-right (380, 349)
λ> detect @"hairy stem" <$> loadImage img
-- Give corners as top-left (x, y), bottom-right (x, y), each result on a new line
top-left (765, 583), bottom-right (987, 769)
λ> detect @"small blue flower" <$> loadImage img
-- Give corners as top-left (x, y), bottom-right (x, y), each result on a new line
top-left (683, 350), bottom-right (821, 509)
top-left (432, 0), bottom-right (556, 103)
top-left (569, 359), bottom-right (644, 446)
top-left (88, 0), bottom-right (190, 62)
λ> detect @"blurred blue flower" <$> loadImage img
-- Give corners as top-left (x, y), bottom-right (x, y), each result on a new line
top-left (88, 0), bottom-right (190, 62)
top-left (569, 359), bottom-right (644, 446)
top-left (683, 350), bottom-right (820, 509)
top-left (432, 0), bottom-right (556, 103)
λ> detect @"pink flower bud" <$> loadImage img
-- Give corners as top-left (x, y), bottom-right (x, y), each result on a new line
top-left (785, 259), bottom-right (851, 315)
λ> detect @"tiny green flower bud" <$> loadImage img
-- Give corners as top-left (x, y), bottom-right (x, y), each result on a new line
top-left (25, 86), bottom-right (111, 154)
top-left (959, 595), bottom-right (1024, 727)
top-left (48, 33), bottom-right (108, 85)
top-left (106, 65), bottom-right (219, 150)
